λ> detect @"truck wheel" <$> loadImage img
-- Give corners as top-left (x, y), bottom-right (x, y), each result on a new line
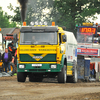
top-left (58, 65), bottom-right (66, 83)
top-left (10, 63), bottom-right (16, 75)
top-left (67, 61), bottom-right (78, 83)
top-left (17, 72), bottom-right (26, 82)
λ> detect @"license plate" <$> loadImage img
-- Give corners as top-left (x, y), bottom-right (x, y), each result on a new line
top-left (32, 64), bottom-right (42, 66)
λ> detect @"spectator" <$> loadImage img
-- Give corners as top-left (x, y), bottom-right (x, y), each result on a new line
top-left (2, 48), bottom-right (12, 73)
top-left (82, 35), bottom-right (89, 42)
top-left (8, 41), bottom-right (16, 56)
top-left (32, 35), bottom-right (36, 42)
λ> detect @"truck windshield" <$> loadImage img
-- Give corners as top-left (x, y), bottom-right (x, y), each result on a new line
top-left (20, 32), bottom-right (57, 45)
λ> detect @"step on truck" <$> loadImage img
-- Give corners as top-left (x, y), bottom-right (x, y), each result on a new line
top-left (17, 22), bottom-right (78, 83)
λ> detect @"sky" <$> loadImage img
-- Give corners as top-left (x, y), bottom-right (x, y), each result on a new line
top-left (0, 0), bottom-right (19, 16)
top-left (0, 0), bottom-right (100, 24)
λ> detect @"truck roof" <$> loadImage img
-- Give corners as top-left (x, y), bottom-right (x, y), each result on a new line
top-left (20, 26), bottom-right (58, 32)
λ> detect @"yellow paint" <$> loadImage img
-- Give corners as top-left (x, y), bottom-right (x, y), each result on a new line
top-left (20, 62), bottom-right (57, 64)
top-left (67, 66), bottom-right (73, 75)
top-left (0, 62), bottom-right (3, 67)
top-left (67, 71), bottom-right (72, 75)
top-left (10, 65), bottom-right (13, 72)
top-left (18, 26), bottom-right (67, 65)
top-left (82, 23), bottom-right (93, 26)
top-left (19, 46), bottom-right (57, 54)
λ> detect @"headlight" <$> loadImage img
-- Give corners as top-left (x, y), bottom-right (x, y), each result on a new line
top-left (19, 65), bottom-right (25, 68)
top-left (50, 65), bottom-right (57, 69)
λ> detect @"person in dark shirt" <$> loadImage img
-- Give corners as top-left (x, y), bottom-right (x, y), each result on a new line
top-left (2, 48), bottom-right (12, 73)
top-left (82, 35), bottom-right (89, 42)
top-left (8, 41), bottom-right (16, 56)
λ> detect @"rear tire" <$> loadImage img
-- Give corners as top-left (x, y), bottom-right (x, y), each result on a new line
top-left (10, 63), bottom-right (16, 75)
top-left (67, 61), bottom-right (78, 83)
top-left (58, 65), bottom-right (66, 83)
top-left (17, 72), bottom-right (26, 82)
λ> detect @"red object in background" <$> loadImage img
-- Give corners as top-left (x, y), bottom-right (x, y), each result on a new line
top-left (14, 49), bottom-right (17, 57)
top-left (12, 57), bottom-right (14, 63)
top-left (79, 27), bottom-right (96, 34)
top-left (77, 48), bottom-right (98, 56)
top-left (90, 63), bottom-right (95, 70)
top-left (3, 36), bottom-right (14, 40)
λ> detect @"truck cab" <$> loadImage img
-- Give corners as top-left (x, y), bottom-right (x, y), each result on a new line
top-left (17, 22), bottom-right (78, 83)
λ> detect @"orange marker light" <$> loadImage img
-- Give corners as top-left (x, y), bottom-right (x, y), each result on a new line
top-left (0, 28), bottom-right (1, 31)
top-left (52, 22), bottom-right (55, 26)
top-left (96, 23), bottom-right (98, 26)
top-left (23, 22), bottom-right (26, 26)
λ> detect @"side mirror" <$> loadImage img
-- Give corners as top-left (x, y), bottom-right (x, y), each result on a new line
top-left (62, 35), bottom-right (67, 42)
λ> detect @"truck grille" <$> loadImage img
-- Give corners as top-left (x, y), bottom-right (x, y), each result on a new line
top-left (20, 54), bottom-right (56, 62)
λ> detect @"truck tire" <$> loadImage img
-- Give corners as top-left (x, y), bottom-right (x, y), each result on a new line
top-left (10, 63), bottom-right (16, 75)
top-left (17, 72), bottom-right (26, 82)
top-left (67, 61), bottom-right (78, 83)
top-left (58, 65), bottom-right (67, 83)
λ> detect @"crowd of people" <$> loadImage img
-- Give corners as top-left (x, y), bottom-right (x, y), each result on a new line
top-left (0, 41), bottom-right (16, 73)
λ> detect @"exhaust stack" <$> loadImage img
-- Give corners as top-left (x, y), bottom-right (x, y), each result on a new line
top-left (18, 0), bottom-right (28, 22)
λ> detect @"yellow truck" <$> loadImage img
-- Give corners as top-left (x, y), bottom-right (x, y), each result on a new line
top-left (17, 22), bottom-right (78, 83)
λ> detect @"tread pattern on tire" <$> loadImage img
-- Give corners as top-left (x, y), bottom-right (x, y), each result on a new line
top-left (67, 60), bottom-right (78, 83)
top-left (17, 72), bottom-right (26, 82)
top-left (58, 65), bottom-right (67, 83)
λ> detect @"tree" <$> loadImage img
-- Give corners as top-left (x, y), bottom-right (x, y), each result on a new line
top-left (7, 3), bottom-right (21, 26)
top-left (25, 0), bottom-right (54, 25)
top-left (7, 1), bottom-right (57, 25)
top-left (0, 7), bottom-right (16, 28)
top-left (7, 0), bottom-right (100, 35)
top-left (52, 0), bottom-right (100, 35)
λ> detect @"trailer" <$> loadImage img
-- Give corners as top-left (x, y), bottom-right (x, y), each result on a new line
top-left (77, 23), bottom-right (100, 81)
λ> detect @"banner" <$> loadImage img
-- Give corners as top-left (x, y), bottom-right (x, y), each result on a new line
top-left (78, 43), bottom-right (92, 48)
top-left (77, 48), bottom-right (98, 56)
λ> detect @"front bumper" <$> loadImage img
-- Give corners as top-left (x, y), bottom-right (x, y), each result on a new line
top-left (17, 63), bottom-right (62, 73)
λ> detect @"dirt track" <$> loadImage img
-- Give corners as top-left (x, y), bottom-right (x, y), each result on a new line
top-left (0, 75), bottom-right (100, 100)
